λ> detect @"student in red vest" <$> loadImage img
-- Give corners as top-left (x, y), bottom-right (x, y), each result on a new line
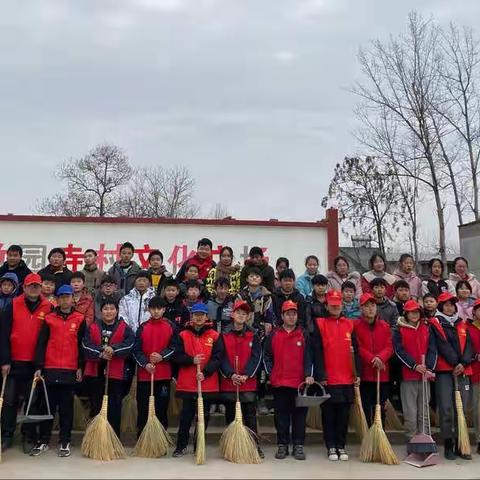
top-left (467, 299), bottom-right (480, 454)
top-left (133, 296), bottom-right (176, 435)
top-left (264, 300), bottom-right (314, 461)
top-left (32, 285), bottom-right (85, 457)
top-left (392, 299), bottom-right (436, 440)
top-left (82, 298), bottom-right (135, 437)
top-left (430, 291), bottom-right (473, 460)
top-left (0, 273), bottom-right (52, 454)
top-left (220, 300), bottom-right (263, 458)
top-left (312, 289), bottom-right (360, 462)
top-left (172, 302), bottom-right (224, 458)
top-left (354, 293), bottom-right (393, 426)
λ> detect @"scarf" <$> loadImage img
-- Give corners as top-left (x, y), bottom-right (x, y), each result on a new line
top-left (214, 262), bottom-right (238, 281)
top-left (438, 310), bottom-right (458, 326)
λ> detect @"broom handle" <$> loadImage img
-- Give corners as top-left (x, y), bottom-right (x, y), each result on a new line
top-left (421, 354), bottom-right (427, 435)
top-left (151, 372), bottom-right (154, 397)
top-left (197, 363), bottom-right (202, 398)
top-left (235, 356), bottom-right (240, 403)
top-left (104, 360), bottom-right (110, 396)
top-left (0, 374), bottom-right (7, 399)
top-left (376, 367), bottom-right (380, 406)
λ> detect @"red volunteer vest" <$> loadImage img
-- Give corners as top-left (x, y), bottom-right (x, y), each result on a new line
top-left (316, 316), bottom-right (355, 385)
top-left (84, 320), bottom-right (128, 380)
top-left (398, 322), bottom-right (430, 381)
top-left (430, 317), bottom-right (472, 375)
top-left (220, 330), bottom-right (257, 392)
top-left (11, 295), bottom-right (52, 362)
top-left (468, 321), bottom-right (480, 384)
top-left (176, 328), bottom-right (220, 393)
top-left (44, 310), bottom-right (84, 371)
top-left (137, 319), bottom-right (174, 382)
top-left (270, 327), bottom-right (306, 389)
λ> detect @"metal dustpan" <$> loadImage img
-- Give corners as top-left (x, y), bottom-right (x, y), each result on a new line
top-left (296, 381), bottom-right (331, 408)
top-left (17, 376), bottom-right (54, 424)
top-left (404, 451), bottom-right (440, 468)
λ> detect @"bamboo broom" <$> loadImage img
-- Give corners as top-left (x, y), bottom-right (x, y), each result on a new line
top-left (350, 346), bottom-right (368, 441)
top-left (359, 369), bottom-right (399, 465)
top-left (384, 400), bottom-right (403, 431)
top-left (133, 372), bottom-right (173, 458)
top-left (219, 357), bottom-right (261, 464)
top-left (454, 375), bottom-right (471, 457)
top-left (121, 374), bottom-right (138, 435)
top-left (81, 361), bottom-right (126, 461)
top-left (73, 395), bottom-right (89, 431)
top-left (0, 374), bottom-right (7, 463)
top-left (195, 363), bottom-right (206, 465)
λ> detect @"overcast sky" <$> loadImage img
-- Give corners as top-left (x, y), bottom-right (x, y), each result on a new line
top-left (1, 0), bottom-right (479, 237)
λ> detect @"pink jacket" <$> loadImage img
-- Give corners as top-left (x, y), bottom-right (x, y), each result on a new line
top-left (448, 273), bottom-right (480, 299)
top-left (393, 269), bottom-right (422, 300)
top-left (326, 271), bottom-right (362, 299)
top-left (457, 299), bottom-right (474, 321)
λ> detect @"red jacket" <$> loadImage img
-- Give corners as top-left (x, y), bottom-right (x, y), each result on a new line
top-left (264, 326), bottom-right (312, 389)
top-left (468, 320), bottom-right (480, 384)
top-left (184, 255), bottom-right (214, 281)
top-left (83, 319), bottom-right (135, 380)
top-left (44, 309), bottom-right (84, 371)
top-left (74, 291), bottom-right (94, 326)
top-left (354, 316), bottom-right (393, 382)
top-left (10, 295), bottom-right (52, 362)
top-left (133, 318), bottom-right (175, 382)
top-left (220, 326), bottom-right (261, 392)
top-left (174, 324), bottom-right (223, 393)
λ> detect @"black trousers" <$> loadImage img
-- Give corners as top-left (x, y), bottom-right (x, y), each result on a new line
top-left (224, 401), bottom-right (258, 437)
top-left (360, 381), bottom-right (389, 427)
top-left (1, 373), bottom-right (38, 441)
top-left (39, 384), bottom-right (74, 444)
top-left (272, 387), bottom-right (307, 446)
top-left (136, 380), bottom-right (170, 435)
top-left (321, 400), bottom-right (351, 450)
top-left (176, 397), bottom-right (212, 450)
top-left (89, 377), bottom-right (125, 437)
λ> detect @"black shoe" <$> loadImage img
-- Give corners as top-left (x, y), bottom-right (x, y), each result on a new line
top-left (172, 448), bottom-right (187, 458)
top-left (1, 436), bottom-right (13, 452)
top-left (444, 439), bottom-right (456, 461)
top-left (22, 438), bottom-right (35, 455)
top-left (257, 446), bottom-right (265, 459)
top-left (293, 445), bottom-right (306, 460)
top-left (58, 443), bottom-right (71, 458)
top-left (275, 444), bottom-right (289, 459)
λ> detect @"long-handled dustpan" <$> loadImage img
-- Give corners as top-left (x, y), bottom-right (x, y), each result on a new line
top-left (17, 376), bottom-right (54, 424)
top-left (404, 356), bottom-right (439, 468)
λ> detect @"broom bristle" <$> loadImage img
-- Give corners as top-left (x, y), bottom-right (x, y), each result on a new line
top-left (195, 396), bottom-right (206, 465)
top-left (306, 406), bottom-right (322, 430)
top-left (81, 396), bottom-right (126, 461)
top-left (133, 397), bottom-right (173, 458)
top-left (219, 402), bottom-right (261, 464)
top-left (455, 391), bottom-right (471, 456)
top-left (384, 400), bottom-right (403, 431)
top-left (351, 385), bottom-right (368, 441)
top-left (73, 395), bottom-right (89, 431)
top-left (121, 377), bottom-right (138, 434)
top-left (167, 380), bottom-right (182, 419)
top-left (360, 405), bottom-right (399, 465)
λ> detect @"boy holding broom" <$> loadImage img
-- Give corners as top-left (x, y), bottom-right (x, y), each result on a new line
top-left (171, 303), bottom-right (224, 458)
top-left (33, 285), bottom-right (85, 457)
top-left (264, 300), bottom-right (314, 461)
top-left (312, 289), bottom-right (360, 462)
top-left (220, 300), bottom-right (263, 458)
top-left (392, 299), bottom-right (436, 440)
top-left (133, 296), bottom-right (176, 434)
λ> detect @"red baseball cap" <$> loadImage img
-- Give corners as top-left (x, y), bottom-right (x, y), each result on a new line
top-left (403, 299), bottom-right (421, 313)
top-left (282, 300), bottom-right (298, 313)
top-left (437, 292), bottom-right (458, 304)
top-left (359, 292), bottom-right (375, 306)
top-left (24, 273), bottom-right (42, 286)
top-left (326, 289), bottom-right (342, 306)
top-left (232, 300), bottom-right (251, 313)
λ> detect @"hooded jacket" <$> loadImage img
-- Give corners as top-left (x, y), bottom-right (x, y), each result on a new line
top-left (118, 287), bottom-right (156, 333)
top-left (107, 261), bottom-right (142, 295)
top-left (0, 260), bottom-right (31, 292)
top-left (0, 272), bottom-right (19, 311)
top-left (393, 269), bottom-right (422, 299)
top-left (239, 258), bottom-right (275, 294)
top-left (448, 272), bottom-right (480, 298)
top-left (326, 271), bottom-right (363, 299)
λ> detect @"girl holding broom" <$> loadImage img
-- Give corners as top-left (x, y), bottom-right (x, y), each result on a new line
top-left (392, 299), bottom-right (437, 440)
top-left (82, 299), bottom-right (135, 437)
top-left (312, 289), bottom-right (360, 462)
top-left (171, 303), bottom-right (224, 458)
top-left (430, 292), bottom-right (473, 460)
top-left (220, 300), bottom-right (263, 458)
top-left (132, 296), bottom-right (176, 436)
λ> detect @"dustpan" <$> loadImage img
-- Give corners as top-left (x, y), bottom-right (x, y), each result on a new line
top-left (17, 376), bottom-right (54, 424)
top-left (296, 381), bottom-right (330, 408)
top-left (404, 357), bottom-right (439, 468)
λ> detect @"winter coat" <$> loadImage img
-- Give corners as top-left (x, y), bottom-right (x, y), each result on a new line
top-left (376, 297), bottom-right (399, 328)
top-left (176, 254), bottom-right (216, 282)
top-left (326, 271), bottom-right (363, 299)
top-left (457, 298), bottom-right (475, 321)
top-left (37, 265), bottom-right (73, 292)
top-left (421, 278), bottom-right (450, 298)
top-left (0, 261), bottom-right (31, 293)
top-left (296, 272), bottom-right (315, 298)
top-left (271, 288), bottom-right (307, 328)
top-left (107, 261), bottom-right (142, 296)
top-left (361, 271), bottom-right (396, 299)
top-left (118, 287), bottom-right (156, 333)
top-left (0, 272), bottom-right (19, 311)
top-left (81, 264), bottom-right (106, 296)
top-left (393, 269), bottom-right (422, 299)
top-left (239, 258), bottom-right (275, 294)
top-left (73, 290), bottom-right (94, 326)
top-left (343, 299), bottom-right (360, 319)
top-left (207, 296), bottom-right (234, 333)
top-left (448, 272), bottom-right (480, 298)
top-left (205, 265), bottom-right (241, 296)
top-left (305, 295), bottom-right (328, 334)
top-left (147, 266), bottom-right (172, 295)
top-left (237, 286), bottom-right (276, 337)
top-left (468, 320), bottom-right (480, 384)
top-left (94, 291), bottom-right (123, 323)
top-left (164, 298), bottom-right (191, 332)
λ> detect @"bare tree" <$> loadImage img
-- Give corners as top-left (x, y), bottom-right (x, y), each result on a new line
top-left (37, 144), bottom-right (132, 217)
top-left (209, 203), bottom-right (230, 219)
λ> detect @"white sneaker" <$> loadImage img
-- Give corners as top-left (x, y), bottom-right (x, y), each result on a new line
top-left (328, 448), bottom-right (338, 461)
top-left (338, 449), bottom-right (349, 461)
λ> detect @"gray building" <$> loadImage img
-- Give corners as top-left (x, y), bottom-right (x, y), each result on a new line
top-left (459, 219), bottom-right (480, 276)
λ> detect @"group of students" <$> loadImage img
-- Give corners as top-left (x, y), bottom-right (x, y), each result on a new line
top-left (1, 240), bottom-right (480, 463)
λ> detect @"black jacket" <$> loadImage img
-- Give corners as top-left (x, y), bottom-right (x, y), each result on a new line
top-left (164, 298), bottom-right (191, 332)
top-left (239, 259), bottom-right (275, 294)
top-left (37, 265), bottom-right (73, 292)
top-left (0, 260), bottom-right (31, 293)
top-left (305, 295), bottom-right (328, 333)
top-left (272, 288), bottom-right (307, 328)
